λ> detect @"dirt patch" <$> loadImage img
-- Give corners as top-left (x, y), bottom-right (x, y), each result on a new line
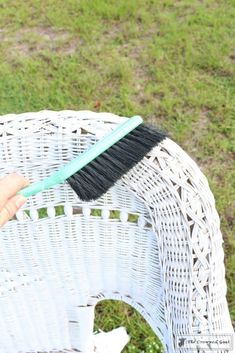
top-left (1, 27), bottom-right (79, 57)
top-left (182, 108), bottom-right (210, 155)
top-left (195, 107), bottom-right (210, 131)
top-left (225, 52), bottom-right (235, 66)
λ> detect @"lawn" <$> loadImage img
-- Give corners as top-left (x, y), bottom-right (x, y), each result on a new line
top-left (0, 0), bottom-right (234, 352)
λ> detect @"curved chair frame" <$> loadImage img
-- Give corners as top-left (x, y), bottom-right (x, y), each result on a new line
top-left (0, 110), bottom-right (233, 353)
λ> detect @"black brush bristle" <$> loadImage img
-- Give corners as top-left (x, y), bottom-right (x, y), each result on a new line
top-left (67, 124), bottom-right (167, 201)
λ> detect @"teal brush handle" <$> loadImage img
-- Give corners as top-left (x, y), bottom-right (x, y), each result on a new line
top-left (18, 115), bottom-right (143, 198)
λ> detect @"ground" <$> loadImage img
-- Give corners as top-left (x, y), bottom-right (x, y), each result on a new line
top-left (0, 1), bottom-right (234, 352)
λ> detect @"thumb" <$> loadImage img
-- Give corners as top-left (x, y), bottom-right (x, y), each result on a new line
top-left (0, 194), bottom-right (27, 228)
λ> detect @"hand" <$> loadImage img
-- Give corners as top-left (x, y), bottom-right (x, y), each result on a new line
top-left (0, 173), bottom-right (29, 228)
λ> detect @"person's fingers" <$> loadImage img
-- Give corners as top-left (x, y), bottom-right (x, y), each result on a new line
top-left (0, 194), bottom-right (27, 228)
top-left (0, 173), bottom-right (29, 210)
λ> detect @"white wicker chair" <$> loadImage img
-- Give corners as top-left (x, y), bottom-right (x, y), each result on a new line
top-left (0, 110), bottom-right (234, 353)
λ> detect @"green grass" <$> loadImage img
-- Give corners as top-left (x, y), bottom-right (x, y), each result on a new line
top-left (1, 0), bottom-right (234, 351)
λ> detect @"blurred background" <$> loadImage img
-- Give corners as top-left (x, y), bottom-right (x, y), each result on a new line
top-left (0, 1), bottom-right (234, 351)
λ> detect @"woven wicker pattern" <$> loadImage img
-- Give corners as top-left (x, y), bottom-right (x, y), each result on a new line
top-left (0, 110), bottom-right (234, 353)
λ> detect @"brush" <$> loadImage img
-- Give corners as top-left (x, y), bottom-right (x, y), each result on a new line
top-left (18, 116), bottom-right (166, 201)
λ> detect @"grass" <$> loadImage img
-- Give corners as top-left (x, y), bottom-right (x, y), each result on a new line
top-left (0, 0), bottom-right (234, 351)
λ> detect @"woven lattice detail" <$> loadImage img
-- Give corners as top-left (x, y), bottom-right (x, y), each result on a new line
top-left (0, 110), bottom-right (234, 353)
